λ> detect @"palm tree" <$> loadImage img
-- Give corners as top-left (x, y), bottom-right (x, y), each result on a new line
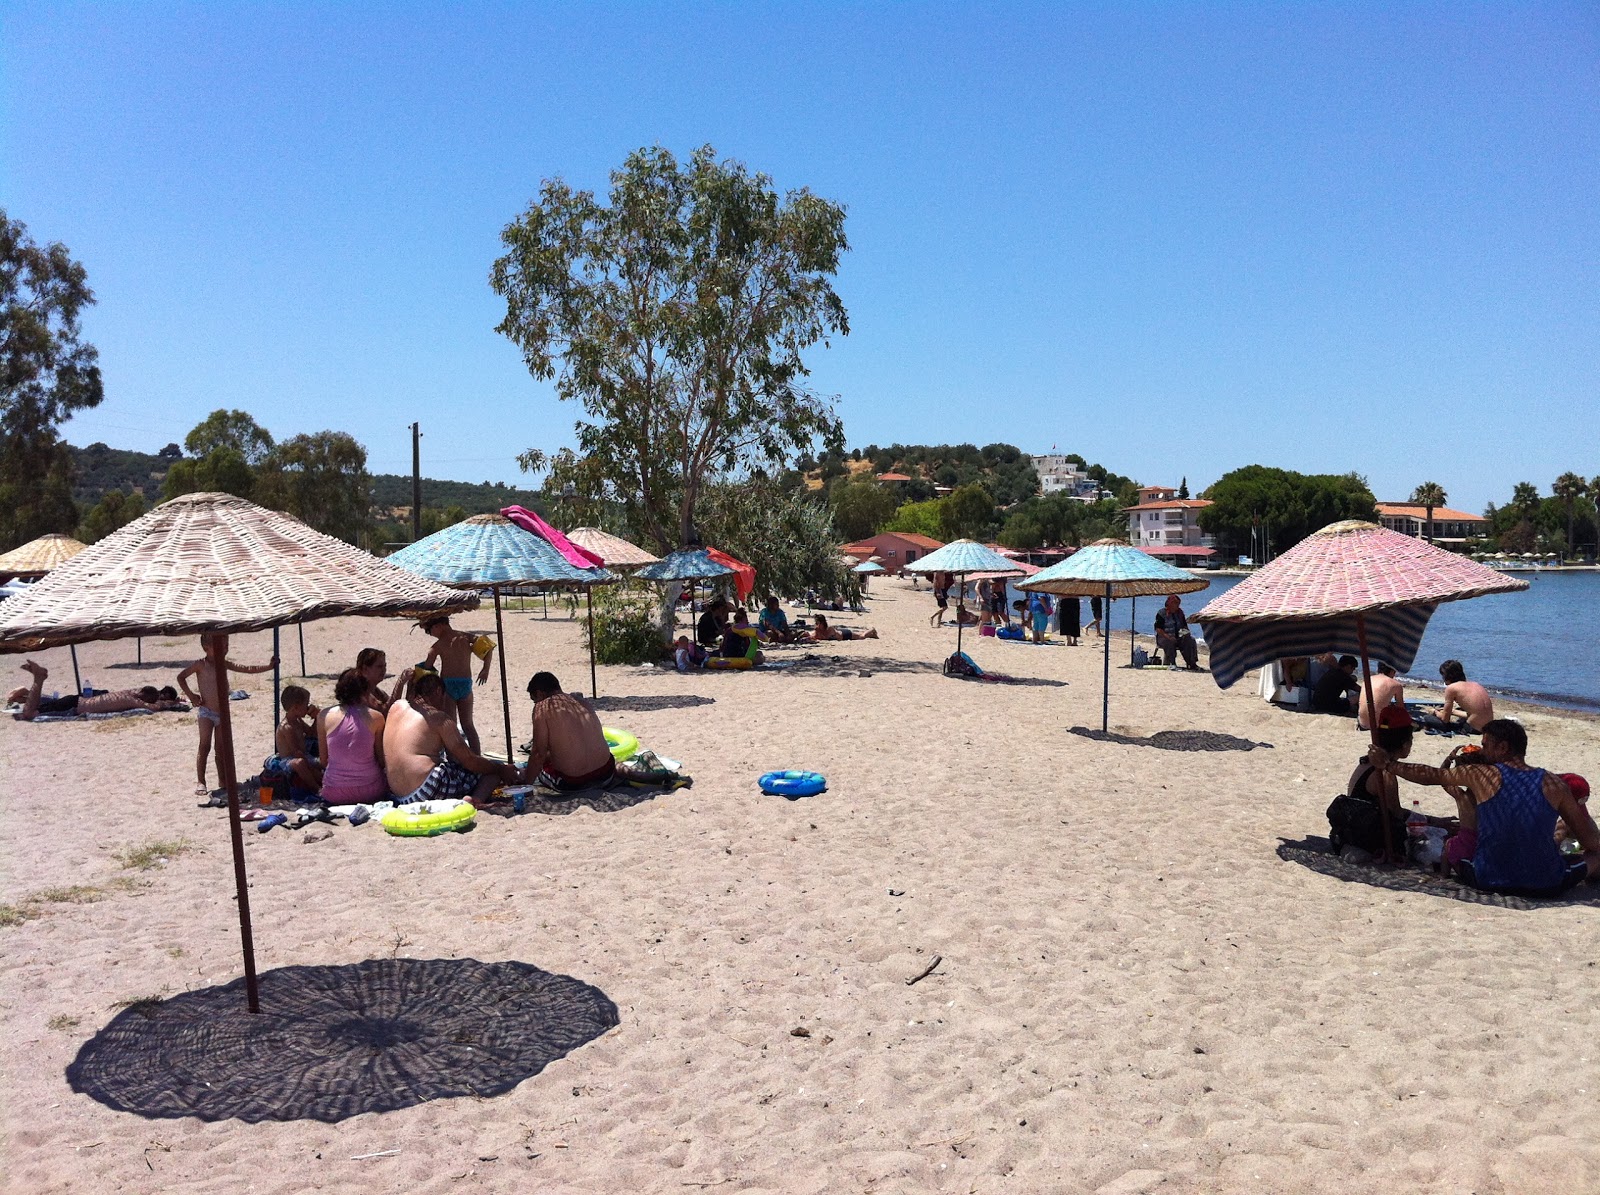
top-left (1553, 472), bottom-right (1587, 562)
top-left (1410, 482), bottom-right (1447, 543)
top-left (1511, 482), bottom-right (1541, 516)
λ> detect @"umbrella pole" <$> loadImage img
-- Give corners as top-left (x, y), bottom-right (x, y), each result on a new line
top-left (587, 588), bottom-right (598, 699)
top-left (956, 572), bottom-right (964, 658)
top-left (1102, 583), bottom-right (1111, 733)
top-left (297, 622), bottom-right (306, 676)
top-left (1355, 613), bottom-right (1394, 862)
top-left (493, 588), bottom-right (514, 762)
top-left (137, 636), bottom-right (142, 664)
top-left (70, 644), bottom-right (81, 695)
top-left (209, 634), bottom-right (261, 1013)
top-left (1130, 596), bottom-right (1137, 665)
top-left (272, 628), bottom-right (281, 736)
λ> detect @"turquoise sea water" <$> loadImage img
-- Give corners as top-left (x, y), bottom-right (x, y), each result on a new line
top-left (997, 571), bottom-right (1600, 712)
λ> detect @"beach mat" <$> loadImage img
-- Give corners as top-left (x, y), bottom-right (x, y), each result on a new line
top-left (8, 704), bottom-right (192, 724)
top-left (1276, 836), bottom-right (1600, 911)
top-left (483, 774), bottom-right (691, 818)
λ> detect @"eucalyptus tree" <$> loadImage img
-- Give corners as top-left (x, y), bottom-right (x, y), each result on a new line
top-left (493, 146), bottom-right (849, 553)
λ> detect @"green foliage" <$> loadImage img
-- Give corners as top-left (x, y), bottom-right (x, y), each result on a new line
top-left (884, 498), bottom-right (945, 539)
top-left (698, 480), bottom-right (859, 603)
top-left (1198, 466), bottom-right (1376, 558)
top-left (939, 483), bottom-right (996, 540)
top-left (183, 409), bottom-right (274, 465)
top-left (77, 488), bottom-right (146, 543)
top-left (367, 474), bottom-right (546, 517)
top-left (829, 480), bottom-right (899, 542)
top-left (1410, 481), bottom-right (1448, 541)
top-left (585, 585), bottom-right (666, 665)
top-left (494, 145), bottom-right (849, 551)
top-left (254, 431), bottom-right (372, 545)
top-left (162, 446), bottom-right (255, 501)
top-left (997, 512), bottom-right (1044, 551)
top-left (0, 212), bottom-right (102, 551)
top-left (994, 494), bottom-right (1127, 550)
top-left (68, 442), bottom-right (169, 505)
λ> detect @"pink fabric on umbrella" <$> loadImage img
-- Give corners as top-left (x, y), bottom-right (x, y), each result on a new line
top-left (499, 506), bottom-right (604, 570)
top-left (705, 547), bottom-right (755, 600)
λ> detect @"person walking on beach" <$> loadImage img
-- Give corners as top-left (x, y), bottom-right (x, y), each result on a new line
top-left (930, 573), bottom-right (951, 627)
top-left (1057, 594), bottom-right (1080, 645)
top-left (177, 636), bottom-right (277, 798)
top-left (1088, 594), bottom-right (1103, 637)
top-left (419, 615), bottom-right (493, 754)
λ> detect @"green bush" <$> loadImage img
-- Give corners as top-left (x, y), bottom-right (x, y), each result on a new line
top-left (585, 588), bottom-right (666, 666)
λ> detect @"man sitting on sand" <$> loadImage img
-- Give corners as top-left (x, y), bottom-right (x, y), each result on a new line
top-left (1370, 718), bottom-right (1600, 897)
top-left (810, 614), bottom-right (878, 641)
top-left (1153, 595), bottom-right (1200, 670)
top-left (1311, 654), bottom-right (1361, 715)
top-left (758, 595), bottom-right (802, 644)
top-left (1357, 661), bottom-right (1404, 730)
top-left (520, 671), bottom-right (616, 792)
top-left (383, 671), bottom-right (517, 805)
top-left (10, 661), bottom-right (184, 721)
top-left (1426, 659), bottom-right (1493, 732)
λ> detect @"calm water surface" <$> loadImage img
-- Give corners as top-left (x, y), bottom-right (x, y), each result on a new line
top-left (997, 571), bottom-right (1600, 712)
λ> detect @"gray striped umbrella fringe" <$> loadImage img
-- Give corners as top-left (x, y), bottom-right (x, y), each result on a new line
top-left (1200, 603), bottom-right (1437, 689)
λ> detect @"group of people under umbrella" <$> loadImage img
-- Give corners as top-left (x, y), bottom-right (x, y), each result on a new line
top-left (1, 491), bottom-right (1592, 1024)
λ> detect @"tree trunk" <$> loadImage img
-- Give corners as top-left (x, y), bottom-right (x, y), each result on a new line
top-left (1425, 506), bottom-right (1433, 543)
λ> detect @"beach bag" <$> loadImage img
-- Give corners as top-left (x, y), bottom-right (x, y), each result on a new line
top-left (1131, 647), bottom-right (1150, 668)
top-left (996, 626), bottom-right (1025, 641)
top-left (1325, 794), bottom-right (1406, 856)
top-left (979, 624), bottom-right (996, 637)
top-left (943, 651), bottom-right (983, 678)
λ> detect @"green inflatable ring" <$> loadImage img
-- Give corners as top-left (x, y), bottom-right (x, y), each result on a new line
top-left (603, 726), bottom-right (639, 762)
top-left (380, 799), bottom-right (477, 837)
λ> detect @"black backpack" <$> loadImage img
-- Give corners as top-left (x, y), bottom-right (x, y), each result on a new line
top-left (1326, 790), bottom-right (1406, 856)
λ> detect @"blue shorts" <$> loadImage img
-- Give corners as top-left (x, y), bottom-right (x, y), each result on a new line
top-left (262, 754), bottom-right (296, 778)
top-left (442, 676), bottom-right (473, 702)
top-left (1032, 613), bottom-right (1049, 632)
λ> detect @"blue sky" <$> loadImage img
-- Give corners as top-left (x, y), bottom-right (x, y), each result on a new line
top-left (4, 3), bottom-right (1595, 514)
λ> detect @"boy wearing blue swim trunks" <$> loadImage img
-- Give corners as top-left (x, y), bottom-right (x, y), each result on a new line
top-left (420, 615), bottom-right (493, 755)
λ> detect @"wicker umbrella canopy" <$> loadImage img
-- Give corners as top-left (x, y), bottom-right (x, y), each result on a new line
top-left (0, 493), bottom-right (473, 652)
top-left (0, 492), bottom-right (478, 1017)
top-left (1020, 540), bottom-right (1209, 733)
top-left (0, 532), bottom-right (88, 579)
top-left (1192, 520), bottom-right (1529, 690)
top-left (386, 514), bottom-right (615, 750)
top-left (634, 549), bottom-right (736, 583)
top-left (565, 527), bottom-right (660, 568)
top-left (903, 538), bottom-right (1020, 576)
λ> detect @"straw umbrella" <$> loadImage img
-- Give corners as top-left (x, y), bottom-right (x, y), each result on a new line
top-left (0, 493), bottom-right (475, 1013)
top-left (385, 514), bottom-right (616, 756)
top-left (565, 528), bottom-right (660, 570)
top-left (1020, 539), bottom-right (1209, 732)
top-left (904, 539), bottom-right (1023, 658)
top-left (0, 533), bottom-right (94, 689)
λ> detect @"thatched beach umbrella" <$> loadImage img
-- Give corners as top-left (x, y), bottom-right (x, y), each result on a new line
top-left (0, 532), bottom-right (88, 580)
top-left (0, 492), bottom-right (476, 1013)
top-left (565, 528), bottom-right (660, 569)
top-left (905, 539), bottom-right (1023, 658)
top-left (386, 514), bottom-right (616, 752)
top-left (1020, 539), bottom-right (1209, 732)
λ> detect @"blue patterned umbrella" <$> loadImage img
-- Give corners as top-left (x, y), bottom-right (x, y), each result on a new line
top-left (1020, 540), bottom-right (1210, 732)
top-left (902, 538), bottom-right (1019, 577)
top-left (633, 549), bottom-right (736, 583)
top-left (387, 515), bottom-right (615, 747)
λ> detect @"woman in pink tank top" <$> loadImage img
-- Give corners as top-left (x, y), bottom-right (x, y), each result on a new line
top-left (317, 669), bottom-right (389, 803)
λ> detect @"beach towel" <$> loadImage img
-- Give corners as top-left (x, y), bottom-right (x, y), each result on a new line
top-left (500, 505), bottom-right (605, 570)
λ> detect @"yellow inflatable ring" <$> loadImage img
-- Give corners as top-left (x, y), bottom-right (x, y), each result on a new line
top-left (380, 799), bottom-right (477, 837)
top-left (705, 656), bottom-right (754, 670)
top-left (603, 726), bottom-right (639, 762)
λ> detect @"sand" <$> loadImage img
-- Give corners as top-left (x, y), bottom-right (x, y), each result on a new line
top-left (2, 577), bottom-right (1598, 1194)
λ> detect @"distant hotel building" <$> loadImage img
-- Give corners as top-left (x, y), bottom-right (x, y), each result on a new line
top-left (1374, 502), bottom-right (1488, 548)
top-left (1026, 453), bottom-right (1099, 499)
top-left (1123, 486), bottom-right (1216, 560)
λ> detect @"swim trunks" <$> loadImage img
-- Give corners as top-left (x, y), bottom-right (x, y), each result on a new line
top-left (536, 757), bottom-right (616, 792)
top-left (261, 754), bottom-right (297, 779)
top-left (197, 706), bottom-right (222, 725)
top-left (397, 758), bottom-right (478, 805)
top-left (442, 676), bottom-right (473, 702)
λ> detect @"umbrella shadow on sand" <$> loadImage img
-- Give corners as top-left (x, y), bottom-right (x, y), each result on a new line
top-left (1068, 727), bottom-right (1272, 752)
top-left (66, 958), bottom-right (618, 1123)
top-left (590, 694), bottom-right (715, 712)
top-left (1276, 837), bottom-right (1600, 910)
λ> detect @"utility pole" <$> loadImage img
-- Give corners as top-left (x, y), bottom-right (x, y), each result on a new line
top-left (411, 422), bottom-right (422, 543)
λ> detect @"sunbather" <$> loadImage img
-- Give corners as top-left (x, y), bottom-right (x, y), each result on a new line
top-left (810, 614), bottom-right (878, 641)
top-left (11, 661), bottom-right (183, 721)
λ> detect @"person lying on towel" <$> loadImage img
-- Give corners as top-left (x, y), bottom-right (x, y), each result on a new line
top-left (10, 661), bottom-right (184, 721)
top-left (519, 671), bottom-right (616, 792)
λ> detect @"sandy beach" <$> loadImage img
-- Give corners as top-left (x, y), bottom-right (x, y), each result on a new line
top-left (3, 575), bottom-right (1598, 1194)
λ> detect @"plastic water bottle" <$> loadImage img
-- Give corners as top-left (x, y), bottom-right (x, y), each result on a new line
top-left (1407, 799), bottom-right (1427, 837)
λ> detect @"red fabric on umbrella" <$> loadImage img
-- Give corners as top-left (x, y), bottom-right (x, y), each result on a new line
top-left (705, 547), bottom-right (755, 600)
top-left (500, 506), bottom-right (604, 570)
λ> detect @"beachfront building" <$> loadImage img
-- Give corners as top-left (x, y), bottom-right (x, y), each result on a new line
top-left (839, 531), bottom-right (945, 574)
top-left (1027, 454), bottom-right (1099, 499)
top-left (1123, 491), bottom-right (1216, 562)
top-left (1375, 502), bottom-right (1489, 549)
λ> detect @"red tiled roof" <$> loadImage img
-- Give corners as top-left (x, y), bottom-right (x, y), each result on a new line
top-left (1375, 503), bottom-right (1487, 523)
top-left (1122, 499), bottom-right (1212, 512)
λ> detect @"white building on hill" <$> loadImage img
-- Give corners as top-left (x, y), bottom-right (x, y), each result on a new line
top-left (1027, 453), bottom-right (1099, 499)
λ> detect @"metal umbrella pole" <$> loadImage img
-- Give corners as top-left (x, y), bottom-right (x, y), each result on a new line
top-left (492, 587), bottom-right (514, 761)
top-left (70, 643), bottom-right (81, 695)
top-left (208, 633), bottom-right (261, 1013)
top-left (587, 588), bottom-right (598, 698)
top-left (297, 622), bottom-right (307, 675)
top-left (1354, 612), bottom-right (1394, 860)
top-left (1130, 596), bottom-right (1137, 665)
top-left (272, 627), bottom-right (281, 735)
top-left (1102, 582), bottom-right (1112, 733)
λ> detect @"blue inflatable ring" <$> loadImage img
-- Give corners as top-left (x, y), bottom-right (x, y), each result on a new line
top-left (759, 770), bottom-right (827, 798)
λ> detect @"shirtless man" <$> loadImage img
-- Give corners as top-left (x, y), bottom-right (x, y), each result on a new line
top-left (176, 636), bottom-right (278, 796)
top-left (383, 671), bottom-right (517, 805)
top-left (11, 661), bottom-right (183, 721)
top-left (1435, 659), bottom-right (1493, 732)
top-left (1357, 661), bottom-right (1405, 731)
top-left (420, 616), bottom-right (492, 754)
top-left (521, 672), bottom-right (617, 792)
top-left (810, 614), bottom-right (878, 641)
